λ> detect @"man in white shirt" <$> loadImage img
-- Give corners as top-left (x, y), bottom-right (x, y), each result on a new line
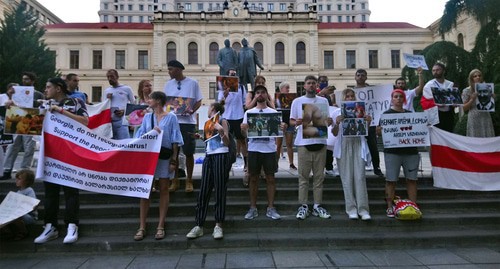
top-left (394, 67), bottom-right (424, 112)
top-left (422, 63), bottom-right (455, 132)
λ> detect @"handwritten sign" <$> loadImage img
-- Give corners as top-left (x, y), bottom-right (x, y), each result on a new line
top-left (354, 84), bottom-right (393, 126)
top-left (403, 53), bottom-right (429, 70)
top-left (0, 191), bottom-right (40, 227)
top-left (12, 86), bottom-right (34, 108)
top-left (379, 112), bottom-right (430, 148)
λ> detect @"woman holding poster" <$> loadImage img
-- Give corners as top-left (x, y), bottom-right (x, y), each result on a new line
top-left (377, 89), bottom-right (420, 218)
top-left (461, 69), bottom-right (494, 137)
top-left (332, 89), bottom-right (372, 221)
top-left (133, 91), bottom-right (183, 241)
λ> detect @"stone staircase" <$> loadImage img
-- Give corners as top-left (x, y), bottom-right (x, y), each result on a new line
top-left (1, 174), bottom-right (499, 254)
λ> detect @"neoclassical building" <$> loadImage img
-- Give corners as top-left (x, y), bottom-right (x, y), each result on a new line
top-left (0, 0), bottom-right (62, 25)
top-left (43, 1), bottom-right (476, 108)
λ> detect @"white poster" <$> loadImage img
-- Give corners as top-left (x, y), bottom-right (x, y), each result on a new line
top-left (403, 53), bottom-right (429, 70)
top-left (379, 112), bottom-right (430, 148)
top-left (12, 86), bottom-right (34, 108)
top-left (354, 84), bottom-right (393, 126)
top-left (0, 192), bottom-right (40, 228)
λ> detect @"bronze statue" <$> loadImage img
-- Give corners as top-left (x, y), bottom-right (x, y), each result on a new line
top-left (238, 38), bottom-right (264, 90)
top-left (216, 39), bottom-right (239, 76)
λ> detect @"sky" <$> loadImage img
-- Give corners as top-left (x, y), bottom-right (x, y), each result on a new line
top-left (37, 0), bottom-right (449, 28)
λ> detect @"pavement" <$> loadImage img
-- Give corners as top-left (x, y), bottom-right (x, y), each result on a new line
top-left (2, 152), bottom-right (500, 268)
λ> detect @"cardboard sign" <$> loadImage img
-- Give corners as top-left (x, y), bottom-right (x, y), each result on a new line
top-left (379, 112), bottom-right (430, 148)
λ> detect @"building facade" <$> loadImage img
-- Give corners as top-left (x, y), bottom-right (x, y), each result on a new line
top-left (98, 0), bottom-right (370, 24)
top-left (0, 0), bottom-right (63, 25)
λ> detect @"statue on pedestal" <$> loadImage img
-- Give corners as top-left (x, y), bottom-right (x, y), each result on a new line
top-left (238, 38), bottom-right (264, 91)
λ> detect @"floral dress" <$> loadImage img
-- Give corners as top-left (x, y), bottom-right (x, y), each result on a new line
top-left (462, 87), bottom-right (494, 137)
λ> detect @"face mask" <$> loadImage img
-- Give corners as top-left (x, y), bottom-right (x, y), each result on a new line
top-left (319, 82), bottom-right (328, 89)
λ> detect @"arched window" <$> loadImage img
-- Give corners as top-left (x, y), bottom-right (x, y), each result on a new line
top-left (275, 42), bottom-right (285, 64)
top-left (254, 42), bottom-right (264, 64)
top-left (188, 42), bottom-right (198, 65)
top-left (166, 42), bottom-right (176, 63)
top-left (296, 41), bottom-right (306, 64)
top-left (232, 42), bottom-right (241, 53)
top-left (209, 42), bottom-right (219, 65)
top-left (457, 33), bottom-right (464, 49)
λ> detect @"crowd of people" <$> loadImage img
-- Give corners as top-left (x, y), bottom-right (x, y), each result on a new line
top-left (0, 57), bottom-right (497, 244)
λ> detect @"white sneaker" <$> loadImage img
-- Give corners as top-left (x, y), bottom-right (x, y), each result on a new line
top-left (34, 223), bottom-right (59, 244)
top-left (212, 226), bottom-right (223, 240)
top-left (361, 214), bottom-right (372, 221)
top-left (63, 223), bottom-right (79, 244)
top-left (186, 226), bottom-right (203, 239)
top-left (325, 170), bottom-right (335, 176)
top-left (365, 163), bottom-right (373, 171)
top-left (348, 213), bottom-right (359, 220)
top-left (296, 205), bottom-right (309, 220)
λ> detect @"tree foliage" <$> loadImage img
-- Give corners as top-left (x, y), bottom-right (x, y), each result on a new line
top-left (0, 3), bottom-right (58, 92)
top-left (439, 0), bottom-right (500, 35)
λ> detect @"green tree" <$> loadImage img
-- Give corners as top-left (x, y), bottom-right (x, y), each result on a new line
top-left (0, 3), bottom-right (58, 92)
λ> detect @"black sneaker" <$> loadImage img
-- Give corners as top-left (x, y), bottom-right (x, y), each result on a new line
top-left (0, 172), bottom-right (11, 180)
top-left (178, 169), bottom-right (186, 178)
top-left (374, 169), bottom-right (384, 177)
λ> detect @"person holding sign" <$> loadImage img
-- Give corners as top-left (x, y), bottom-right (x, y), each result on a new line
top-left (377, 89), bottom-right (420, 218)
top-left (133, 91), bottom-right (183, 241)
top-left (461, 69), bottom-right (495, 137)
top-left (186, 102), bottom-right (230, 240)
top-left (332, 88), bottom-right (372, 221)
top-left (34, 77), bottom-right (89, 244)
top-left (394, 67), bottom-right (424, 112)
top-left (422, 63), bottom-right (455, 132)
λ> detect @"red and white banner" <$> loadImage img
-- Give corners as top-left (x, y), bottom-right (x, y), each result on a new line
top-left (429, 127), bottom-right (500, 191)
top-left (87, 99), bottom-right (112, 138)
top-left (36, 111), bottom-right (162, 199)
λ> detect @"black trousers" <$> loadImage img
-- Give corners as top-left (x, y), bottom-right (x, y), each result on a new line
top-left (366, 126), bottom-right (380, 170)
top-left (43, 181), bottom-right (79, 227)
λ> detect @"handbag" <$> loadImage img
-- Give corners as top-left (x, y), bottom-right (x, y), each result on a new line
top-left (151, 113), bottom-right (172, 160)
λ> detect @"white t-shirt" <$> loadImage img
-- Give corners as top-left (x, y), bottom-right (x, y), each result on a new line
top-left (423, 79), bottom-right (454, 112)
top-left (327, 106), bottom-right (340, 150)
top-left (163, 77), bottom-right (203, 124)
top-left (290, 95), bottom-right (329, 146)
top-left (218, 84), bottom-right (246, 120)
top-left (243, 107), bottom-right (277, 153)
top-left (404, 88), bottom-right (416, 112)
top-left (102, 84), bottom-right (135, 122)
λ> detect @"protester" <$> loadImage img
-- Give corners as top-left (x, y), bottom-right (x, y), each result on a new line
top-left (102, 69), bottom-right (135, 139)
top-left (245, 75), bottom-right (274, 109)
top-left (461, 69), bottom-right (495, 137)
top-left (290, 75), bottom-right (332, 220)
top-left (137, 79), bottom-right (153, 105)
top-left (394, 67), bottom-right (424, 112)
top-left (354, 69), bottom-right (383, 177)
top-left (422, 63), bottom-right (455, 132)
top-left (241, 85), bottom-right (283, 220)
top-left (377, 89), bottom-right (420, 218)
top-left (134, 91), bottom-right (183, 241)
top-left (163, 60), bottom-right (203, 192)
top-left (0, 83), bottom-right (17, 180)
top-left (332, 88), bottom-right (372, 220)
top-left (34, 77), bottom-right (89, 244)
top-left (325, 86), bottom-right (340, 176)
top-left (186, 102), bottom-right (230, 240)
top-left (65, 73), bottom-right (86, 103)
top-left (275, 82), bottom-right (297, 170)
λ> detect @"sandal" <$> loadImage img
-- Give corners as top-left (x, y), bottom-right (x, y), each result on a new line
top-left (134, 228), bottom-right (146, 241)
top-left (155, 228), bottom-right (165, 240)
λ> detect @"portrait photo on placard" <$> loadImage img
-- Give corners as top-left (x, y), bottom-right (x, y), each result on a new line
top-left (246, 112), bottom-right (283, 138)
top-left (431, 87), bottom-right (463, 106)
top-left (475, 83), bottom-right (495, 112)
top-left (302, 103), bottom-right (328, 139)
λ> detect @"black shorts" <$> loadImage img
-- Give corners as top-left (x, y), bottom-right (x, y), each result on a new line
top-left (179, 124), bottom-right (196, 155)
top-left (247, 151), bottom-right (277, 176)
top-left (227, 119), bottom-right (245, 140)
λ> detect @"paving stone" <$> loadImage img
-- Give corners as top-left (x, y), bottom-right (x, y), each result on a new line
top-left (272, 251), bottom-right (325, 268)
top-left (362, 250), bottom-right (422, 267)
top-left (453, 248), bottom-right (500, 264)
top-left (79, 256), bottom-right (134, 269)
top-left (226, 252), bottom-right (274, 268)
top-left (320, 250), bottom-right (374, 267)
top-left (427, 265), bottom-right (480, 269)
top-left (407, 248), bottom-right (470, 265)
top-left (127, 255), bottom-right (180, 269)
top-left (0, 257), bottom-right (41, 269)
top-left (30, 257), bottom-right (88, 269)
top-left (177, 253), bottom-right (226, 269)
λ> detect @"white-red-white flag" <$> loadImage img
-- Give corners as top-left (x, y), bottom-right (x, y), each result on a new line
top-left (87, 99), bottom-right (112, 138)
top-left (429, 127), bottom-right (500, 191)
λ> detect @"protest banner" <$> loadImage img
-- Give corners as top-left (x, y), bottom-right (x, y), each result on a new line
top-left (353, 84), bottom-right (393, 126)
top-left (87, 99), bottom-right (112, 138)
top-left (379, 112), bottom-right (430, 148)
top-left (0, 191), bottom-right (40, 228)
top-left (36, 111), bottom-right (162, 199)
top-left (12, 86), bottom-right (34, 108)
top-left (430, 127), bottom-right (500, 191)
top-left (475, 83), bottom-right (495, 112)
top-left (247, 112), bottom-right (283, 138)
top-left (216, 76), bottom-right (239, 93)
top-left (403, 53), bottom-right (429, 70)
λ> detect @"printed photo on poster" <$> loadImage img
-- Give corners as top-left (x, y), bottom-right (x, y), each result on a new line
top-left (431, 87), bottom-right (463, 106)
top-left (166, 96), bottom-right (195, 115)
top-left (475, 83), bottom-right (495, 112)
top-left (274, 93), bottom-right (297, 110)
top-left (216, 76), bottom-right (239, 93)
top-left (203, 112), bottom-right (220, 142)
top-left (0, 106), bottom-right (13, 145)
top-left (247, 112), bottom-right (283, 138)
top-left (5, 107), bottom-right (44, 135)
top-left (342, 118), bottom-right (368, 137)
top-left (125, 104), bottom-right (148, 126)
top-left (12, 86), bottom-right (34, 108)
top-left (302, 103), bottom-right (328, 139)
top-left (341, 101), bottom-right (366, 119)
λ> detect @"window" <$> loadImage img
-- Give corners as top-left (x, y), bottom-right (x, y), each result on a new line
top-left (92, 50), bottom-right (102, 69)
top-left (346, 50), bottom-right (356, 69)
top-left (327, 4), bottom-right (331, 10)
top-left (457, 33), bottom-right (464, 48)
top-left (280, 3), bottom-right (286, 11)
top-left (104, 3), bottom-right (108, 10)
top-left (296, 42), bottom-right (306, 64)
top-left (115, 50), bottom-right (126, 69)
top-left (362, 15), bottom-right (366, 22)
top-left (346, 16), bottom-right (350, 22)
top-left (337, 4), bottom-right (341, 11)
top-left (327, 16), bottom-right (331, 22)
top-left (91, 86), bottom-right (102, 103)
top-left (103, 15), bottom-right (108, 22)
top-left (188, 42), bottom-right (198, 65)
top-left (296, 82), bottom-right (305, 96)
top-left (167, 42), bottom-right (176, 62)
top-left (268, 3), bottom-right (274, 11)
top-left (324, 51), bottom-right (334, 69)
top-left (70, 50), bottom-right (79, 69)
top-left (128, 16), bottom-right (132, 22)
top-left (275, 42), bottom-right (284, 64)
top-left (361, 3), bottom-right (366, 9)
top-left (139, 16), bottom-right (144, 23)
top-left (119, 4), bottom-right (124, 11)
top-left (148, 5), bottom-right (152, 11)
top-left (185, 3), bottom-right (191, 11)
top-left (368, 50), bottom-right (378, 68)
top-left (209, 82), bottom-right (217, 100)
top-left (209, 42), bottom-right (219, 65)
top-left (391, 50), bottom-right (401, 69)
top-left (319, 16), bottom-right (323, 22)
top-left (128, 4), bottom-right (133, 11)
top-left (304, 4), bottom-right (308, 10)
top-left (318, 5), bottom-right (323, 11)
top-left (338, 16), bottom-right (342, 22)
top-left (139, 4), bottom-right (144, 11)
top-left (119, 16), bottom-right (124, 22)
top-left (138, 50), bottom-right (148, 69)
top-left (254, 42), bottom-right (264, 64)
top-left (346, 4), bottom-right (350, 10)
top-left (198, 3), bottom-right (203, 10)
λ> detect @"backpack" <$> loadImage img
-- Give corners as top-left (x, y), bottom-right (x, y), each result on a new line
top-left (393, 196), bottom-right (422, 220)
top-left (220, 118), bottom-right (237, 164)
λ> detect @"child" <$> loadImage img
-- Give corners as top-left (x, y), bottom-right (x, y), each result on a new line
top-left (0, 169), bottom-right (38, 240)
